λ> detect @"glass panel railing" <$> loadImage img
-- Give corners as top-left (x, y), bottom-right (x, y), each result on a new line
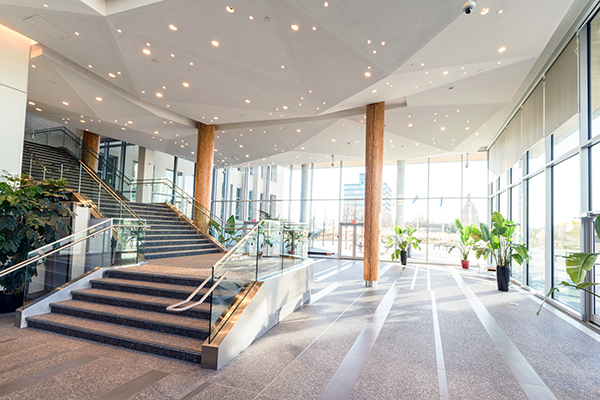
top-left (207, 220), bottom-right (309, 342)
top-left (22, 218), bottom-right (146, 302)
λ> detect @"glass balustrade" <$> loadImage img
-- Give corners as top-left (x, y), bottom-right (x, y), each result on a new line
top-left (207, 220), bottom-right (308, 342)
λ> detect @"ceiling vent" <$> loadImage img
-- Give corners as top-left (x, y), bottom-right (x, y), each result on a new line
top-left (23, 15), bottom-right (69, 40)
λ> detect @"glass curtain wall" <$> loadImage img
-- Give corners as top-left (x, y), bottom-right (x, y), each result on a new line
top-left (212, 153), bottom-right (488, 264)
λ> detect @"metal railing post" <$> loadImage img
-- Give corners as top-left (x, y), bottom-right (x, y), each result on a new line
top-left (60, 164), bottom-right (64, 179)
top-left (97, 181), bottom-right (102, 210)
top-left (78, 164), bottom-right (82, 193)
top-left (42, 167), bottom-right (46, 181)
top-left (29, 155), bottom-right (32, 176)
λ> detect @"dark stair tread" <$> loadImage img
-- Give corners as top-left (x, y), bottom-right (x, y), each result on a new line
top-left (91, 277), bottom-right (204, 295)
top-left (72, 288), bottom-right (211, 311)
top-left (146, 249), bottom-right (221, 259)
top-left (146, 243), bottom-right (216, 252)
top-left (51, 300), bottom-right (209, 332)
top-left (27, 313), bottom-right (203, 355)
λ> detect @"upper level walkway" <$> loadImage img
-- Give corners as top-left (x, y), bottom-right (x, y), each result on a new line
top-left (0, 259), bottom-right (599, 399)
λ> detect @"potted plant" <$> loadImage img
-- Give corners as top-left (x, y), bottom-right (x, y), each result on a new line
top-left (0, 173), bottom-right (72, 313)
top-left (537, 216), bottom-right (600, 315)
top-left (385, 225), bottom-right (421, 266)
top-left (471, 211), bottom-right (529, 292)
top-left (448, 219), bottom-right (478, 269)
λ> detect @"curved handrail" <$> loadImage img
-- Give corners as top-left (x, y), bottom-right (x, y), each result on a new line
top-left (0, 223), bottom-right (148, 279)
top-left (79, 161), bottom-right (141, 220)
top-left (166, 272), bottom-right (228, 312)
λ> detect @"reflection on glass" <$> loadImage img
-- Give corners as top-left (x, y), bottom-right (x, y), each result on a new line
top-left (528, 172), bottom-right (546, 291)
top-left (553, 155), bottom-right (581, 310)
top-left (311, 199), bottom-right (340, 257)
top-left (463, 153), bottom-right (488, 198)
top-left (511, 185), bottom-right (523, 282)
top-left (427, 199), bottom-right (461, 264)
top-left (528, 140), bottom-right (545, 173)
top-left (499, 191), bottom-right (508, 220)
top-left (512, 160), bottom-right (523, 185)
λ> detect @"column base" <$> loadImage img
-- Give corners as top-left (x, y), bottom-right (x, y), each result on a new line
top-left (365, 280), bottom-right (377, 288)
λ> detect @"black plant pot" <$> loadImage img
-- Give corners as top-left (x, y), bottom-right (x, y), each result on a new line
top-left (0, 292), bottom-right (24, 314)
top-left (496, 266), bottom-right (510, 292)
top-left (400, 250), bottom-right (408, 266)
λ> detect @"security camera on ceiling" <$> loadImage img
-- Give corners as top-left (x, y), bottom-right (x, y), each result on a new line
top-left (462, 0), bottom-right (476, 14)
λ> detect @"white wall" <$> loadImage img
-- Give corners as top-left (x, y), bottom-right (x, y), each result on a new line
top-left (0, 24), bottom-right (31, 178)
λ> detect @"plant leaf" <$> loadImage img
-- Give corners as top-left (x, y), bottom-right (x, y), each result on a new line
top-left (565, 253), bottom-right (598, 284)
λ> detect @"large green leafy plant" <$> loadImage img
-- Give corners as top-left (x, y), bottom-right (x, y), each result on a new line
top-left (0, 173), bottom-right (72, 295)
top-left (471, 211), bottom-right (529, 267)
top-left (448, 219), bottom-right (478, 261)
top-left (385, 225), bottom-right (421, 262)
top-left (537, 216), bottom-right (600, 315)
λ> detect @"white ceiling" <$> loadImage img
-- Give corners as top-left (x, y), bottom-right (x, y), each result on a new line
top-left (0, 0), bottom-right (583, 168)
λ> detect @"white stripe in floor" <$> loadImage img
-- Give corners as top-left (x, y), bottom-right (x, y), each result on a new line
top-left (310, 283), bottom-right (343, 304)
top-left (427, 265), bottom-right (431, 291)
top-left (315, 262), bottom-right (355, 282)
top-left (314, 261), bottom-right (351, 277)
top-left (430, 290), bottom-right (448, 400)
top-left (410, 265), bottom-right (420, 289)
top-left (449, 267), bottom-right (557, 400)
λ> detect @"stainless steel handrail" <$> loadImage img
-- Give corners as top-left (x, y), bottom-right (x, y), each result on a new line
top-left (24, 149), bottom-right (49, 175)
top-left (0, 223), bottom-right (149, 279)
top-left (30, 219), bottom-right (110, 255)
top-left (166, 272), bottom-right (229, 312)
top-left (79, 161), bottom-right (141, 220)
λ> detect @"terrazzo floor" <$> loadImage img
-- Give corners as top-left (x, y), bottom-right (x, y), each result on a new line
top-left (1, 259), bottom-right (599, 399)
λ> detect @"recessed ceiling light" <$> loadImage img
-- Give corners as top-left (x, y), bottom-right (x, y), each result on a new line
top-left (31, 65), bottom-right (36, 68)
top-left (239, 145), bottom-right (243, 148)
top-left (365, 72), bottom-right (371, 77)
top-left (35, 108), bottom-right (42, 111)
top-left (245, 99), bottom-right (251, 103)
top-left (88, 64), bottom-right (93, 68)
top-left (62, 101), bottom-right (69, 105)
top-left (443, 71), bottom-right (449, 75)
top-left (74, 31), bottom-right (80, 36)
top-left (498, 46), bottom-right (506, 53)
top-left (475, 132), bottom-right (480, 136)
top-left (249, 15), bottom-right (254, 20)
top-left (297, 129), bottom-right (301, 132)
top-left (281, 65), bottom-right (285, 69)
top-left (117, 71), bottom-right (121, 75)
top-left (246, 155), bottom-right (249, 158)
top-left (226, 6), bottom-right (234, 13)
top-left (211, 40), bottom-right (219, 47)
top-left (331, 139), bottom-right (335, 142)
top-left (283, 105), bottom-right (288, 109)
top-left (146, 42), bottom-right (151, 46)
top-left (312, 26), bottom-right (316, 30)
top-left (291, 24), bottom-right (299, 31)
top-left (108, 73), bottom-right (116, 78)
top-left (324, 2), bottom-right (329, 7)
top-left (28, 101), bottom-right (35, 105)
top-left (43, 4), bottom-right (48, 7)
top-left (170, 53), bottom-right (175, 57)
top-left (415, 142), bottom-right (419, 146)
top-left (182, 82), bottom-right (189, 87)
top-left (214, 117), bottom-right (219, 120)
top-left (169, 24), bottom-right (177, 31)
top-left (441, 127), bottom-right (446, 131)
top-left (465, 127), bottom-right (470, 130)
top-left (373, 50), bottom-right (377, 54)
top-left (117, 29), bottom-right (122, 33)
top-left (80, 120), bottom-right (85, 123)
top-left (498, 10), bottom-right (503, 14)
top-left (372, 89), bottom-right (377, 93)
top-left (408, 123), bottom-right (413, 127)
top-left (156, 92), bottom-right (163, 97)
top-left (143, 48), bottom-right (151, 55)
top-left (481, 8), bottom-right (489, 15)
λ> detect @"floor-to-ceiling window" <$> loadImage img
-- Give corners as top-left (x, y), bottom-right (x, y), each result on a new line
top-left (528, 171), bottom-right (546, 291)
top-left (552, 155), bottom-right (581, 310)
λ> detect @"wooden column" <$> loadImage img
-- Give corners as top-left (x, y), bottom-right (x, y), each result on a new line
top-left (194, 122), bottom-right (216, 231)
top-left (364, 102), bottom-right (385, 287)
top-left (82, 131), bottom-right (100, 172)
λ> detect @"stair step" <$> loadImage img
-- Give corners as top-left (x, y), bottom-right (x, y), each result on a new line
top-left (27, 313), bottom-right (203, 363)
top-left (50, 300), bottom-right (209, 339)
top-left (145, 248), bottom-right (222, 260)
top-left (146, 239), bottom-right (212, 247)
top-left (71, 288), bottom-right (210, 318)
top-left (90, 278), bottom-right (207, 299)
top-left (107, 269), bottom-right (211, 286)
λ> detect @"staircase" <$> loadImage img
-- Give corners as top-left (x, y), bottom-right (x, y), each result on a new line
top-left (26, 268), bottom-right (211, 362)
top-left (22, 141), bottom-right (223, 260)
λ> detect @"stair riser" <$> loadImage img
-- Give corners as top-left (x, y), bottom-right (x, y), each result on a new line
top-left (27, 319), bottom-right (202, 363)
top-left (71, 291), bottom-right (209, 318)
top-left (106, 270), bottom-right (210, 287)
top-left (145, 249), bottom-right (221, 260)
top-left (50, 304), bottom-right (208, 339)
top-left (146, 245), bottom-right (215, 254)
top-left (146, 240), bottom-right (212, 247)
top-left (90, 280), bottom-right (208, 300)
